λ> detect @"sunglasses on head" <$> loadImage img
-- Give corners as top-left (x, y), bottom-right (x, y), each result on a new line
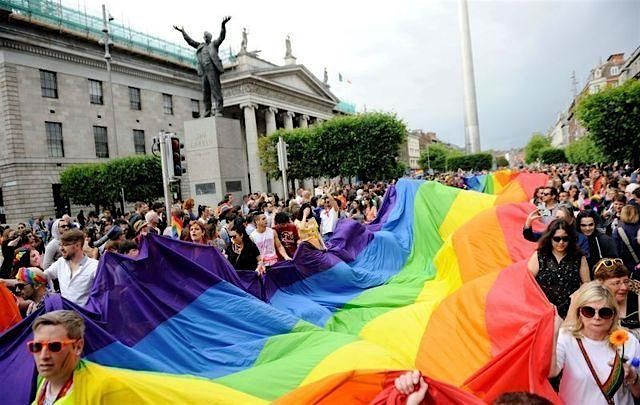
top-left (579, 306), bottom-right (615, 320)
top-left (552, 236), bottom-right (569, 242)
top-left (594, 258), bottom-right (624, 276)
top-left (27, 339), bottom-right (77, 353)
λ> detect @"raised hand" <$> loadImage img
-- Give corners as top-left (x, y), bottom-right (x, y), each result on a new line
top-left (222, 16), bottom-right (231, 25)
top-left (173, 25), bottom-right (184, 32)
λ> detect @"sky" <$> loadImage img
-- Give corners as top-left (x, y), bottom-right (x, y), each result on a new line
top-left (76, 0), bottom-right (639, 150)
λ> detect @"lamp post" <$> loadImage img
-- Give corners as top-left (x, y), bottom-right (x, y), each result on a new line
top-left (100, 4), bottom-right (119, 157)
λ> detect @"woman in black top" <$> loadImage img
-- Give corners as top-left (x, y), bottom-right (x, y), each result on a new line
top-left (225, 222), bottom-right (260, 271)
top-left (527, 219), bottom-right (590, 317)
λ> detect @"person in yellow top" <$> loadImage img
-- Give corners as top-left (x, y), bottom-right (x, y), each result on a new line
top-left (29, 310), bottom-right (85, 404)
top-left (294, 203), bottom-right (326, 251)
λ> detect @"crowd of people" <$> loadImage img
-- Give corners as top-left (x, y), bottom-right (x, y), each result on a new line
top-left (3, 162), bottom-right (640, 403)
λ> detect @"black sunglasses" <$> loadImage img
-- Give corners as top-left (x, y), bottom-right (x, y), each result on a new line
top-left (552, 236), bottom-right (569, 242)
top-left (579, 306), bottom-right (615, 320)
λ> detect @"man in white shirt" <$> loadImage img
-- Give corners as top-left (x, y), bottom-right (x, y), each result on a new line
top-left (320, 194), bottom-right (340, 242)
top-left (44, 229), bottom-right (99, 306)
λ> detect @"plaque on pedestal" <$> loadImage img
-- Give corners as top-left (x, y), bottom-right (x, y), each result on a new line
top-left (184, 117), bottom-right (248, 208)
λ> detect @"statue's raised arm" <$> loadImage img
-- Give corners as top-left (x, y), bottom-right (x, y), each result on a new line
top-left (174, 24), bottom-right (199, 49)
top-left (214, 16), bottom-right (231, 47)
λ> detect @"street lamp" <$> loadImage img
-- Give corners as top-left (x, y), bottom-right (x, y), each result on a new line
top-left (99, 4), bottom-right (119, 157)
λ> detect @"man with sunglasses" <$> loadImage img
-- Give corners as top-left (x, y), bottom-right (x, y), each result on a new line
top-left (43, 230), bottom-right (98, 306)
top-left (29, 310), bottom-right (84, 404)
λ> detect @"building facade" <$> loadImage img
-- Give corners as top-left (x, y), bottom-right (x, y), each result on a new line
top-left (549, 52), bottom-right (628, 147)
top-left (0, 2), bottom-right (344, 224)
top-left (398, 131), bottom-right (420, 171)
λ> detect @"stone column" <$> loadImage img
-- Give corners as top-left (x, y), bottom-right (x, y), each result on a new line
top-left (283, 111), bottom-right (295, 130)
top-left (298, 114), bottom-right (309, 128)
top-left (265, 107), bottom-right (278, 134)
top-left (241, 103), bottom-right (267, 192)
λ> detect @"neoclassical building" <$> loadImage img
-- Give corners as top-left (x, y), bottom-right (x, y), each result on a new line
top-left (0, 0), bottom-right (348, 224)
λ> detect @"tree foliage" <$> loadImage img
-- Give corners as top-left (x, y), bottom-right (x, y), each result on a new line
top-left (524, 133), bottom-right (551, 164)
top-left (60, 155), bottom-right (163, 209)
top-left (446, 153), bottom-right (493, 171)
top-left (565, 135), bottom-right (606, 164)
top-left (576, 80), bottom-right (640, 166)
top-left (538, 147), bottom-right (567, 164)
top-left (259, 113), bottom-right (407, 182)
top-left (418, 143), bottom-right (463, 172)
top-left (495, 156), bottom-right (509, 167)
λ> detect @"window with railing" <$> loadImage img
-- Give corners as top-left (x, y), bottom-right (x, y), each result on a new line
top-left (133, 129), bottom-right (146, 154)
top-left (89, 79), bottom-right (103, 104)
top-left (40, 70), bottom-right (58, 98)
top-left (93, 126), bottom-right (109, 158)
top-left (45, 122), bottom-right (64, 157)
top-left (129, 87), bottom-right (141, 110)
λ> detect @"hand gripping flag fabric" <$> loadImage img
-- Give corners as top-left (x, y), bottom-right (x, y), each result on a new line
top-left (0, 172), bottom-right (561, 404)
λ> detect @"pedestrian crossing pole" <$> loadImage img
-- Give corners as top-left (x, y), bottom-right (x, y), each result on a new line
top-left (158, 131), bottom-right (173, 218)
top-left (277, 136), bottom-right (289, 200)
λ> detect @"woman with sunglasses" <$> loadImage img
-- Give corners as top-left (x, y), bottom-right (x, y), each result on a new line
top-left (528, 219), bottom-right (590, 318)
top-left (225, 221), bottom-right (261, 271)
top-left (594, 258), bottom-right (640, 339)
top-left (550, 282), bottom-right (640, 404)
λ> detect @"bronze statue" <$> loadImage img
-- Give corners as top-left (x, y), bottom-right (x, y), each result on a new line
top-left (174, 16), bottom-right (231, 117)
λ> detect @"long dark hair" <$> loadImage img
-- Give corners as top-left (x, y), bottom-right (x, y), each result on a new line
top-left (296, 203), bottom-right (313, 222)
top-left (537, 219), bottom-right (580, 258)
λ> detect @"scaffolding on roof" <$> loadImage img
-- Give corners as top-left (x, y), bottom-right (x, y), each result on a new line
top-left (0, 0), bottom-right (235, 67)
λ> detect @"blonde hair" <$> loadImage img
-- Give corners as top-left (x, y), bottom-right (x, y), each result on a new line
top-left (620, 205), bottom-right (639, 225)
top-left (32, 310), bottom-right (85, 339)
top-left (563, 281), bottom-right (620, 340)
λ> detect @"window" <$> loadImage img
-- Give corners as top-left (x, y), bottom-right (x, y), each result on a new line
top-left (89, 79), bottom-right (103, 104)
top-left (45, 122), bottom-right (64, 157)
top-left (40, 70), bottom-right (58, 98)
top-left (610, 66), bottom-right (620, 76)
top-left (93, 126), bottom-right (109, 158)
top-left (133, 129), bottom-right (146, 154)
top-left (163, 93), bottom-right (173, 114)
top-left (191, 99), bottom-right (200, 118)
top-left (129, 87), bottom-right (141, 110)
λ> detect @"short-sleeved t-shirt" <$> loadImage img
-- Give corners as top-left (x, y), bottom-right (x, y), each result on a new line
top-left (556, 329), bottom-right (640, 405)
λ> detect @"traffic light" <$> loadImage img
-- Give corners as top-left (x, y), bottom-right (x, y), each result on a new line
top-left (171, 136), bottom-right (186, 176)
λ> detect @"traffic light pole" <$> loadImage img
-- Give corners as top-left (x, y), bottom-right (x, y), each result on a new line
top-left (158, 131), bottom-right (173, 220)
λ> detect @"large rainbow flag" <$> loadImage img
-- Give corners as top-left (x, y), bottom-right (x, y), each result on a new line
top-left (0, 173), bottom-right (559, 404)
top-left (464, 169), bottom-right (522, 194)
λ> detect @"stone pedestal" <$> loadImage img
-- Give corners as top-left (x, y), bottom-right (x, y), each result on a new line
top-left (184, 117), bottom-right (248, 208)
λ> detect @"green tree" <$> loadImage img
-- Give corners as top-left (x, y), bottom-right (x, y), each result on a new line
top-left (418, 143), bottom-right (463, 172)
top-left (495, 156), bottom-right (509, 167)
top-left (565, 135), bottom-right (606, 164)
top-left (259, 113), bottom-right (406, 181)
top-left (446, 153), bottom-right (493, 171)
top-left (104, 155), bottom-right (163, 203)
top-left (576, 80), bottom-right (640, 166)
top-left (60, 163), bottom-right (110, 211)
top-left (60, 155), bottom-right (163, 210)
top-left (538, 147), bottom-right (567, 164)
top-left (524, 133), bottom-right (551, 164)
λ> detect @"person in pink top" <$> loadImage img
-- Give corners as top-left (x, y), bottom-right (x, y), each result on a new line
top-left (249, 212), bottom-right (291, 275)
